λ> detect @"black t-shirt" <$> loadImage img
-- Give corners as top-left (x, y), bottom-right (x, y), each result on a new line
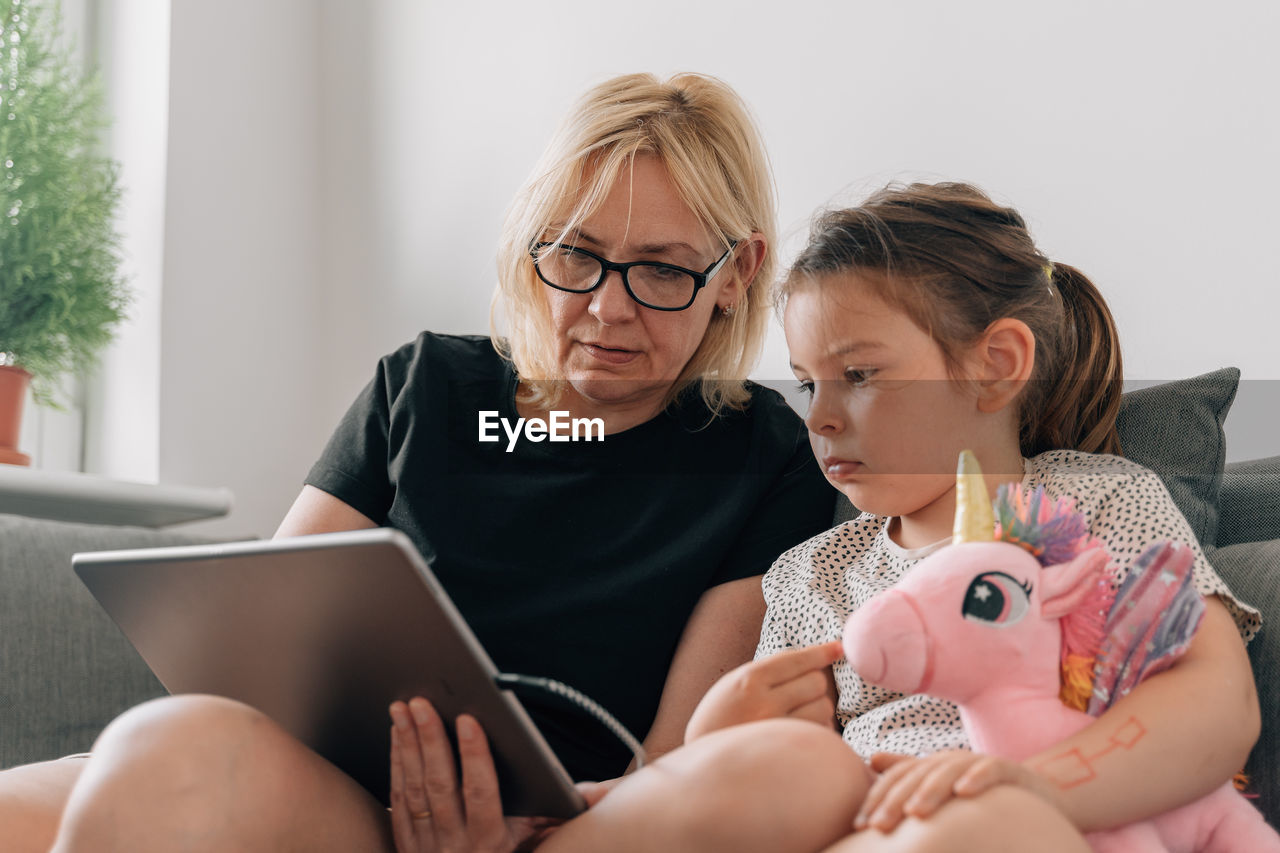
top-left (306, 332), bottom-right (833, 780)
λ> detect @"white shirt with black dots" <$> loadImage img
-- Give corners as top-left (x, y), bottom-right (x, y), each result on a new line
top-left (757, 449), bottom-right (1261, 759)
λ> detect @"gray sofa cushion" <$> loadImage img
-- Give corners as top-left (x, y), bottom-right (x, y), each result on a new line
top-left (1208, 537), bottom-right (1280, 827)
top-left (1116, 367), bottom-right (1240, 547)
top-left (0, 514), bottom-right (220, 767)
top-left (1218, 456), bottom-right (1280, 548)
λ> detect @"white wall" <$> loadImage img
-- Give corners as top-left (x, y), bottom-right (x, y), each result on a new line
top-left (97, 0), bottom-right (1280, 535)
top-left (155, 0), bottom-right (327, 535)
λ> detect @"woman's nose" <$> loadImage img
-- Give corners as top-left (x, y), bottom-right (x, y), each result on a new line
top-left (804, 383), bottom-right (845, 435)
top-left (588, 271), bottom-right (636, 325)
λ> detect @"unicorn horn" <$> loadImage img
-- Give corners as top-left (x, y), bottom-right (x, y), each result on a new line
top-left (953, 449), bottom-right (995, 544)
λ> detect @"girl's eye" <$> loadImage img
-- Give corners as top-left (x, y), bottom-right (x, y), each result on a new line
top-left (795, 380), bottom-right (814, 396)
top-left (844, 367), bottom-right (874, 386)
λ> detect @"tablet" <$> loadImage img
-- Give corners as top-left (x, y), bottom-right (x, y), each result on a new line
top-left (72, 528), bottom-right (587, 818)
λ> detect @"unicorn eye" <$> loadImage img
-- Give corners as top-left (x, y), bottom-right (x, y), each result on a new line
top-left (962, 572), bottom-right (1032, 627)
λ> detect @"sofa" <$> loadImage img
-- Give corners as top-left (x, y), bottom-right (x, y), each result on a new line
top-left (1, 369), bottom-right (1277, 828)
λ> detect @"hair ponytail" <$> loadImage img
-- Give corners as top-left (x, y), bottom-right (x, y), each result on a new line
top-left (1024, 263), bottom-right (1123, 456)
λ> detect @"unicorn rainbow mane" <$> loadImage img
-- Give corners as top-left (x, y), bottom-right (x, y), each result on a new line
top-left (952, 451), bottom-right (1115, 710)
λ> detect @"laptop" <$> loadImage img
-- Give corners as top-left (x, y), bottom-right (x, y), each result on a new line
top-left (72, 528), bottom-right (587, 818)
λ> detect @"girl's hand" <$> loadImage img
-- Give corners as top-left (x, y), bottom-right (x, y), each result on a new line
top-left (389, 698), bottom-right (560, 853)
top-left (684, 640), bottom-right (842, 741)
top-left (855, 751), bottom-right (1064, 833)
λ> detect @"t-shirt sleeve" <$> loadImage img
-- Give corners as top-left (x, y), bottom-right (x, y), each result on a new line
top-left (304, 355), bottom-right (398, 525)
top-left (1091, 465), bottom-right (1262, 642)
top-left (710, 434), bottom-right (835, 588)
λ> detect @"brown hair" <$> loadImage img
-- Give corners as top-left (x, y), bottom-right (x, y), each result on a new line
top-left (781, 182), bottom-right (1122, 456)
top-left (493, 72), bottom-right (776, 416)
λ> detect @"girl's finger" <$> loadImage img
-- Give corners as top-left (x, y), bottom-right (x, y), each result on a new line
top-left (409, 698), bottom-right (467, 843)
top-left (953, 755), bottom-right (1016, 797)
top-left (855, 754), bottom-right (919, 828)
top-left (757, 641), bottom-right (844, 686)
top-left (455, 715), bottom-right (508, 847)
top-left (903, 755), bottom-right (973, 818)
top-left (787, 694), bottom-right (836, 727)
top-left (391, 701), bottom-right (435, 834)
top-left (868, 752), bottom-right (912, 773)
top-left (870, 759), bottom-right (938, 831)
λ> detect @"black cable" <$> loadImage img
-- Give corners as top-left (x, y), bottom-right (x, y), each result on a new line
top-left (494, 672), bottom-right (647, 770)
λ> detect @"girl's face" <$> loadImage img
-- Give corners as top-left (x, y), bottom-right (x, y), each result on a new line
top-left (784, 274), bottom-right (989, 523)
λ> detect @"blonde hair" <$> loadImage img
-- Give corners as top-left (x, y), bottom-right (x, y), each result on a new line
top-left (492, 72), bottom-right (776, 415)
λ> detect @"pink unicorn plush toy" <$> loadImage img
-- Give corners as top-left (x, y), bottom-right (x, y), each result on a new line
top-left (843, 451), bottom-right (1278, 853)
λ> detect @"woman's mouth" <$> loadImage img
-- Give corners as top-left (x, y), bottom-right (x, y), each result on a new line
top-left (821, 456), bottom-right (865, 480)
top-left (581, 343), bottom-right (641, 365)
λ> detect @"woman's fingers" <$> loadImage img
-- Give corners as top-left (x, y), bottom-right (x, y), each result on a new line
top-left (409, 697), bottom-right (467, 843)
top-left (392, 702), bottom-right (435, 818)
top-left (389, 721), bottom-right (421, 851)
top-left (455, 715), bottom-right (509, 848)
top-left (391, 700), bottom-right (436, 851)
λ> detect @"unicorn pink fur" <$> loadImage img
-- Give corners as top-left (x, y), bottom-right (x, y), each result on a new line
top-left (842, 452), bottom-right (1278, 853)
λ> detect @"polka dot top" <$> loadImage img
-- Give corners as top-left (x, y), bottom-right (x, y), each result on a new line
top-left (757, 449), bottom-right (1262, 760)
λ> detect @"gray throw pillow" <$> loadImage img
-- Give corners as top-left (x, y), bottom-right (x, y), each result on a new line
top-left (1116, 367), bottom-right (1240, 547)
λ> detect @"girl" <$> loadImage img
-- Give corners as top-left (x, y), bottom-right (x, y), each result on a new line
top-left (527, 181), bottom-right (1263, 852)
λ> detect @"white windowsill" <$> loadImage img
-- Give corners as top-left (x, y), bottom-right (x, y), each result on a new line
top-left (0, 465), bottom-right (233, 528)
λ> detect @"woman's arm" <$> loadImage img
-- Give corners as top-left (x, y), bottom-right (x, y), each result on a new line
top-left (274, 485), bottom-right (377, 538)
top-left (632, 575), bottom-right (767, 762)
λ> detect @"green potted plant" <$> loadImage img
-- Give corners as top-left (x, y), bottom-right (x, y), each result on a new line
top-left (0, 0), bottom-right (129, 465)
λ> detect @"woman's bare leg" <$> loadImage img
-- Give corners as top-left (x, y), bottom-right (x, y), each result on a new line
top-left (0, 756), bottom-right (87, 853)
top-left (820, 785), bottom-right (1091, 853)
top-left (50, 694), bottom-right (394, 853)
top-left (540, 719), bottom-right (873, 853)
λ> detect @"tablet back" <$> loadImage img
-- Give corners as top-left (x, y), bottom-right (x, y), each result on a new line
top-left (72, 528), bottom-right (585, 818)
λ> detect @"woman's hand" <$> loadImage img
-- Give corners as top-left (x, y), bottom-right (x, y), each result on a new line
top-left (684, 640), bottom-right (842, 741)
top-left (389, 698), bottom-right (559, 853)
top-left (854, 751), bottom-right (1063, 833)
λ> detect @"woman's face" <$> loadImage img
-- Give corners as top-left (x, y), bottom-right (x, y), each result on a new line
top-left (539, 155), bottom-right (748, 425)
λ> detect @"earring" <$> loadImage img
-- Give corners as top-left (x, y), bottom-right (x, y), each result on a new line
top-left (721, 304), bottom-right (736, 318)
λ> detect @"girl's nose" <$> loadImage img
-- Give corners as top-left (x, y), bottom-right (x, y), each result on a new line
top-left (804, 382), bottom-right (845, 435)
top-left (588, 271), bottom-right (637, 325)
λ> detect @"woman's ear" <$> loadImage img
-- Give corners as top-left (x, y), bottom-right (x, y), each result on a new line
top-left (974, 318), bottom-right (1035, 414)
top-left (717, 232), bottom-right (766, 311)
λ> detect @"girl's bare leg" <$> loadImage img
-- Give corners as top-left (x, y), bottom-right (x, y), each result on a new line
top-left (541, 719), bottom-right (873, 853)
top-left (0, 756), bottom-right (86, 853)
top-left (49, 694), bottom-right (394, 853)
top-left (821, 785), bottom-right (1091, 853)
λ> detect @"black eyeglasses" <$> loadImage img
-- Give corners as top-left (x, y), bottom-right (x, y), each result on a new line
top-left (530, 241), bottom-right (738, 311)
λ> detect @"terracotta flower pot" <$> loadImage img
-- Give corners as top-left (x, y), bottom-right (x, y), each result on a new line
top-left (0, 364), bottom-right (33, 466)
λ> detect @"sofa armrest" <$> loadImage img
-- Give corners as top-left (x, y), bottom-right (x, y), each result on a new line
top-left (0, 514), bottom-right (233, 767)
top-left (1217, 456), bottom-right (1280, 548)
top-left (1208, 538), bottom-right (1280, 827)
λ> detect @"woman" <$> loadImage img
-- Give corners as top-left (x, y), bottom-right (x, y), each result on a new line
top-left (4, 73), bottom-right (833, 852)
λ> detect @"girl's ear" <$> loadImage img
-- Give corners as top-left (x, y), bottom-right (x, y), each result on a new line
top-left (974, 318), bottom-right (1035, 414)
top-left (717, 232), bottom-right (766, 311)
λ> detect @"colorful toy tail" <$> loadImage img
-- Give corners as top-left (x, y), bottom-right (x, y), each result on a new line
top-left (1086, 541), bottom-right (1205, 716)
